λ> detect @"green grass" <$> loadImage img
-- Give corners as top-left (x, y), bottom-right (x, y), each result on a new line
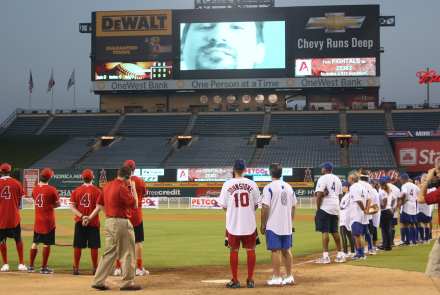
top-left (2, 209), bottom-right (433, 272)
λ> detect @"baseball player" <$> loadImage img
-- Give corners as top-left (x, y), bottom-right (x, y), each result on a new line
top-left (368, 179), bottom-right (381, 252)
top-left (314, 162), bottom-right (345, 264)
top-left (28, 168), bottom-right (61, 274)
top-left (347, 171), bottom-right (369, 259)
top-left (339, 181), bottom-right (355, 257)
top-left (218, 159), bottom-right (260, 289)
top-left (261, 163), bottom-right (296, 286)
top-left (417, 173), bottom-right (435, 243)
top-left (386, 176), bottom-right (400, 246)
top-left (396, 174), bottom-right (419, 246)
top-left (376, 177), bottom-right (393, 251)
top-left (0, 163), bottom-right (26, 272)
top-left (69, 169), bottom-right (102, 275)
top-left (359, 171), bottom-right (377, 255)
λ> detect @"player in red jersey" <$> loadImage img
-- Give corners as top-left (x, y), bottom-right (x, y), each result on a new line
top-left (113, 160), bottom-right (148, 276)
top-left (28, 168), bottom-right (61, 274)
top-left (69, 169), bottom-right (102, 275)
top-left (0, 163), bottom-right (26, 272)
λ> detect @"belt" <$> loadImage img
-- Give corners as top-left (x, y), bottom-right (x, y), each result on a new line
top-left (106, 216), bottom-right (128, 219)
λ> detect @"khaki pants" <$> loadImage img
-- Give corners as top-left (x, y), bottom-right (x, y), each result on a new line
top-left (426, 239), bottom-right (440, 278)
top-left (93, 218), bottom-right (136, 288)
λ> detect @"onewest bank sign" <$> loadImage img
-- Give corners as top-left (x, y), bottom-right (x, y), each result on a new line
top-left (92, 77), bottom-right (380, 91)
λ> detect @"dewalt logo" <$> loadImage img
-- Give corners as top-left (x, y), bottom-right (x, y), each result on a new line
top-left (96, 10), bottom-right (172, 37)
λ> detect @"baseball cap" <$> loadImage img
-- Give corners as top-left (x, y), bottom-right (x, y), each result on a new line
top-left (369, 179), bottom-right (376, 185)
top-left (124, 160), bottom-right (135, 169)
top-left (377, 177), bottom-right (387, 185)
top-left (350, 169), bottom-right (358, 173)
top-left (319, 162), bottom-right (333, 171)
top-left (0, 163), bottom-right (11, 173)
top-left (41, 168), bottom-right (54, 179)
top-left (401, 173), bottom-right (409, 179)
top-left (385, 175), bottom-right (392, 182)
top-left (414, 175), bottom-right (421, 181)
top-left (233, 158), bottom-right (246, 171)
top-left (342, 181), bottom-right (350, 187)
top-left (82, 169), bottom-right (94, 180)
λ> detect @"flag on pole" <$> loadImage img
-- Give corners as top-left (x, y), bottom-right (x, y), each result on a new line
top-left (67, 69), bottom-right (75, 92)
top-left (29, 70), bottom-right (34, 93)
top-left (47, 70), bottom-right (55, 93)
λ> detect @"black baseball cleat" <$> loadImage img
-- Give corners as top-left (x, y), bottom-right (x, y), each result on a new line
top-left (226, 279), bottom-right (240, 289)
top-left (92, 285), bottom-right (110, 291)
top-left (403, 242), bottom-right (411, 246)
top-left (246, 280), bottom-right (255, 288)
top-left (28, 266), bottom-right (35, 273)
top-left (120, 285), bottom-right (142, 291)
top-left (73, 268), bottom-right (79, 275)
top-left (93, 268), bottom-right (97, 275)
top-left (40, 267), bottom-right (54, 274)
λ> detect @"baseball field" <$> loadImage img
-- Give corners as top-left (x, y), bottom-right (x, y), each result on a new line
top-left (1, 208), bottom-right (439, 294)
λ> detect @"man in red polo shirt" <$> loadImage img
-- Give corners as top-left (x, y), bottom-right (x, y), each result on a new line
top-left (417, 167), bottom-right (440, 282)
top-left (0, 163), bottom-right (26, 272)
top-left (85, 166), bottom-right (141, 291)
top-left (114, 160), bottom-right (148, 277)
top-left (29, 168), bottom-right (61, 274)
top-left (69, 169), bottom-right (102, 275)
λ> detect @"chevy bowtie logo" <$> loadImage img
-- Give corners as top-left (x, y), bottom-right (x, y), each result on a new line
top-left (306, 13), bottom-right (365, 33)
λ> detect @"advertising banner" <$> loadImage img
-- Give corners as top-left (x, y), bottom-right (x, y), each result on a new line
top-left (141, 197), bottom-right (159, 209)
top-left (177, 168), bottom-right (233, 182)
top-left (196, 188), bottom-right (222, 198)
top-left (387, 131), bottom-right (440, 138)
top-left (293, 5), bottom-right (379, 59)
top-left (395, 141), bottom-right (440, 172)
top-left (23, 169), bottom-right (39, 198)
top-left (190, 197), bottom-right (222, 209)
top-left (308, 92), bottom-right (377, 109)
top-left (94, 10), bottom-right (173, 62)
top-left (145, 181), bottom-right (313, 188)
top-left (145, 188), bottom-right (195, 198)
top-left (295, 57), bottom-right (376, 77)
top-left (314, 167), bottom-right (407, 188)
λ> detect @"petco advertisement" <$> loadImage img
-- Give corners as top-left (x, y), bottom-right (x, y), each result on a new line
top-left (191, 197), bottom-right (222, 209)
top-left (141, 197), bottom-right (159, 209)
top-left (396, 141), bottom-right (440, 172)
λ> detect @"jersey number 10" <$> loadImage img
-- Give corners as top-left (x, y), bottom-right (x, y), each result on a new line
top-left (233, 192), bottom-right (249, 208)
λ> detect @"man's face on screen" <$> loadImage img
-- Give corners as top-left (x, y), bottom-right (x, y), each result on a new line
top-left (182, 22), bottom-right (265, 70)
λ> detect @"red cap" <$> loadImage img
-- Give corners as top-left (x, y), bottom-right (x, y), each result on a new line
top-left (0, 163), bottom-right (11, 173)
top-left (124, 160), bottom-right (135, 169)
top-left (82, 169), bottom-right (94, 180)
top-left (41, 168), bottom-right (54, 179)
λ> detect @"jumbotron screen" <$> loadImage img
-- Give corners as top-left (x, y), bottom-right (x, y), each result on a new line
top-left (295, 57), bottom-right (376, 77)
top-left (94, 61), bottom-right (172, 80)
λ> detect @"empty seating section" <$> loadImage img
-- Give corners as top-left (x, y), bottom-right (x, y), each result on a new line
top-left (30, 139), bottom-right (93, 169)
top-left (3, 116), bottom-right (48, 135)
top-left (42, 115), bottom-right (118, 136)
top-left (347, 112), bottom-right (387, 134)
top-left (393, 112), bottom-right (440, 131)
top-left (116, 115), bottom-right (190, 136)
top-left (192, 114), bottom-right (263, 135)
top-left (269, 113), bottom-right (340, 135)
top-left (166, 137), bottom-right (255, 168)
top-left (349, 135), bottom-right (395, 167)
top-left (259, 136), bottom-right (341, 168)
top-left (80, 138), bottom-right (172, 168)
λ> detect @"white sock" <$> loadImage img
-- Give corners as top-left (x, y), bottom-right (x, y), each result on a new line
top-left (323, 252), bottom-right (329, 258)
top-left (338, 252), bottom-right (344, 258)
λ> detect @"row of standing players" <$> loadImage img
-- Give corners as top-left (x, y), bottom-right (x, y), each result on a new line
top-left (315, 162), bottom-right (436, 265)
top-left (0, 161), bottom-right (147, 291)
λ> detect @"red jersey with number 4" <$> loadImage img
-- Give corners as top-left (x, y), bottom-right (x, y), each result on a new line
top-left (70, 184), bottom-right (102, 228)
top-left (218, 178), bottom-right (260, 236)
top-left (0, 176), bottom-right (25, 229)
top-left (32, 183), bottom-right (60, 234)
top-left (127, 175), bottom-right (147, 227)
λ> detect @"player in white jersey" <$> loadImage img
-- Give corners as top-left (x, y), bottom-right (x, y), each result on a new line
top-left (314, 162), bottom-right (344, 264)
top-left (347, 172), bottom-right (369, 259)
top-left (396, 174), bottom-right (419, 246)
top-left (218, 159), bottom-right (260, 289)
top-left (367, 179), bottom-right (381, 252)
top-left (339, 182), bottom-right (355, 257)
top-left (376, 177), bottom-right (394, 251)
top-left (417, 173), bottom-right (435, 244)
top-left (358, 171), bottom-right (374, 255)
top-left (386, 176), bottom-right (400, 246)
top-left (261, 163), bottom-right (297, 286)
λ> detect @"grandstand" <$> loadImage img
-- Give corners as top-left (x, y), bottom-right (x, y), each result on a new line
top-left (80, 137), bottom-right (173, 168)
top-left (191, 113), bottom-right (264, 135)
top-left (258, 136), bottom-right (341, 168)
top-left (349, 135), bottom-right (396, 167)
top-left (115, 113), bottom-right (191, 136)
top-left (42, 114), bottom-right (119, 136)
top-left (2, 115), bottom-right (49, 135)
top-left (346, 111), bottom-right (387, 134)
top-left (392, 111), bottom-right (440, 131)
top-left (166, 137), bottom-right (255, 168)
top-left (269, 112), bottom-right (340, 135)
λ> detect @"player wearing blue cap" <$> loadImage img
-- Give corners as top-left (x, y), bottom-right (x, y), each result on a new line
top-left (314, 162), bottom-right (344, 264)
top-left (219, 159), bottom-right (261, 288)
top-left (377, 177), bottom-right (393, 251)
top-left (396, 174), bottom-right (420, 246)
top-left (339, 181), bottom-right (355, 257)
top-left (386, 176), bottom-right (400, 246)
